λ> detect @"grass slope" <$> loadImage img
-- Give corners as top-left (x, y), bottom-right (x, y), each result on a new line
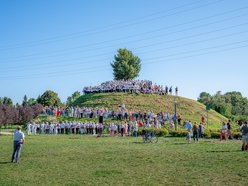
top-left (73, 93), bottom-right (227, 128)
top-left (0, 135), bottom-right (247, 186)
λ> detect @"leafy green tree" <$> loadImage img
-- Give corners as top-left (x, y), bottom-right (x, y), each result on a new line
top-left (22, 95), bottom-right (28, 106)
top-left (27, 98), bottom-right (37, 106)
top-left (0, 97), bottom-right (13, 106)
top-left (198, 91), bottom-right (248, 120)
top-left (66, 91), bottom-right (81, 106)
top-left (72, 91), bottom-right (80, 101)
top-left (37, 90), bottom-right (62, 107)
top-left (197, 92), bottom-right (211, 105)
top-left (66, 96), bottom-right (72, 106)
top-left (111, 48), bottom-right (141, 80)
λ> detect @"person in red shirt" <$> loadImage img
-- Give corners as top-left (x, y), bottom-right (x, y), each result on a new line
top-left (138, 120), bottom-right (143, 127)
top-left (201, 115), bottom-right (205, 125)
top-left (177, 113), bottom-right (182, 126)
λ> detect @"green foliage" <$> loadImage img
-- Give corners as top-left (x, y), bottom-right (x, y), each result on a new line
top-left (0, 97), bottom-right (13, 106)
top-left (155, 128), bottom-right (169, 136)
top-left (22, 95), bottom-right (37, 106)
top-left (210, 131), bottom-right (220, 139)
top-left (203, 130), bottom-right (211, 139)
top-left (232, 132), bottom-right (241, 139)
top-left (27, 98), bottom-right (37, 106)
top-left (72, 91), bottom-right (81, 101)
top-left (198, 92), bottom-right (211, 104)
top-left (142, 127), bottom-right (169, 137)
top-left (37, 90), bottom-right (62, 107)
top-left (198, 91), bottom-right (248, 121)
top-left (66, 96), bottom-right (72, 106)
top-left (22, 95), bottom-right (28, 106)
top-left (169, 130), bottom-right (188, 137)
top-left (110, 48), bottom-right (141, 80)
top-left (66, 91), bottom-right (81, 106)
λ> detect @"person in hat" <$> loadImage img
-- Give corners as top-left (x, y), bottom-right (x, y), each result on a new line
top-left (11, 126), bottom-right (25, 163)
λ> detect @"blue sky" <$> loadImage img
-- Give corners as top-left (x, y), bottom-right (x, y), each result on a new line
top-left (0, 0), bottom-right (248, 104)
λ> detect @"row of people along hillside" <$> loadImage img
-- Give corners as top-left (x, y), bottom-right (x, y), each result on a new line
top-left (83, 80), bottom-right (178, 95)
top-left (43, 105), bottom-right (180, 124)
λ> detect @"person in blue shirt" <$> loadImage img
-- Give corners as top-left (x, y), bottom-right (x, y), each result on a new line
top-left (11, 126), bottom-right (25, 163)
top-left (185, 121), bottom-right (192, 143)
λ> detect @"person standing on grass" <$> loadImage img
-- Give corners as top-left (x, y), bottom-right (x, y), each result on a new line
top-left (11, 126), bottom-right (25, 163)
top-left (198, 122), bottom-right (204, 138)
top-left (240, 121), bottom-right (248, 151)
top-left (133, 121), bottom-right (139, 137)
top-left (192, 122), bottom-right (199, 143)
top-left (220, 122), bottom-right (227, 141)
top-left (97, 123), bottom-right (103, 137)
top-left (227, 119), bottom-right (233, 140)
top-left (185, 121), bottom-right (192, 143)
top-left (27, 122), bottom-right (31, 135)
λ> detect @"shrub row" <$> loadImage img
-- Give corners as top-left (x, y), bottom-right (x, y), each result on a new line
top-left (140, 128), bottom-right (241, 139)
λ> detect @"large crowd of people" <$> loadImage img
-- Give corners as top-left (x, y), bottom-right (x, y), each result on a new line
top-left (27, 79), bottom-right (248, 150)
top-left (30, 107), bottom-right (248, 150)
top-left (83, 80), bottom-right (178, 95)
top-left (26, 119), bottom-right (161, 137)
top-left (43, 105), bottom-right (177, 126)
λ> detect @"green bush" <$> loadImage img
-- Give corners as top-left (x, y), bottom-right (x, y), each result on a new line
top-left (208, 129), bottom-right (220, 133)
top-left (179, 130), bottom-right (188, 137)
top-left (169, 130), bottom-right (188, 137)
top-left (155, 128), bottom-right (169, 137)
top-left (138, 128), bottom-right (169, 137)
top-left (169, 130), bottom-right (179, 137)
top-left (232, 132), bottom-right (241, 139)
top-left (203, 130), bottom-right (211, 139)
top-left (211, 132), bottom-right (220, 139)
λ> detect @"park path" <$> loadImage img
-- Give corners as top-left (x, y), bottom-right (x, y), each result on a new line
top-left (0, 131), bottom-right (13, 135)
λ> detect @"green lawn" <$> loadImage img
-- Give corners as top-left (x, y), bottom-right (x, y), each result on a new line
top-left (0, 135), bottom-right (247, 186)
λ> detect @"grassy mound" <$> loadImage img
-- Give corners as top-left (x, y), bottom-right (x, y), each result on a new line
top-left (72, 93), bottom-right (227, 128)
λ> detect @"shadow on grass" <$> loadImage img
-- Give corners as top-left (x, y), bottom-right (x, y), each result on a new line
top-left (132, 142), bottom-right (145, 144)
top-left (206, 150), bottom-right (241, 153)
top-left (172, 142), bottom-right (189, 145)
top-left (0, 161), bottom-right (12, 164)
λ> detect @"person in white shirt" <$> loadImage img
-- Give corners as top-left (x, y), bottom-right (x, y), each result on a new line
top-left (41, 122), bottom-right (45, 134)
top-left (92, 122), bottom-right (96, 135)
top-left (27, 122), bottom-right (31, 135)
top-left (61, 122), bottom-right (65, 134)
top-left (79, 122), bottom-right (83, 135)
top-left (32, 123), bottom-right (37, 135)
top-left (220, 122), bottom-right (227, 141)
top-left (54, 123), bottom-right (58, 135)
top-left (11, 126), bottom-right (25, 163)
top-left (50, 123), bottom-right (54, 134)
top-left (133, 121), bottom-right (139, 137)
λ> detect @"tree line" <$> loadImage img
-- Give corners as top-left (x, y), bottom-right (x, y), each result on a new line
top-left (198, 91), bottom-right (248, 121)
top-left (0, 104), bottom-right (43, 128)
top-left (0, 90), bottom-right (80, 127)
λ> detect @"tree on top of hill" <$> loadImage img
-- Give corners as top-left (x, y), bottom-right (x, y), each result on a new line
top-left (37, 90), bottom-right (62, 107)
top-left (111, 48), bottom-right (141, 80)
